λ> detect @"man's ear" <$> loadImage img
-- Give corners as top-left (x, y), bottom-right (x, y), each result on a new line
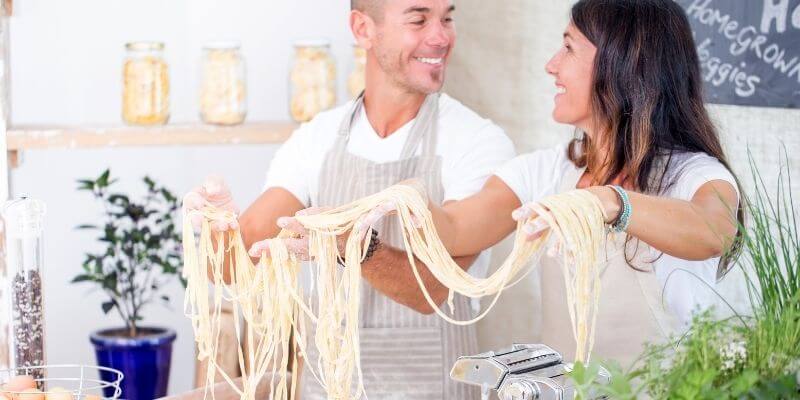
top-left (350, 10), bottom-right (376, 50)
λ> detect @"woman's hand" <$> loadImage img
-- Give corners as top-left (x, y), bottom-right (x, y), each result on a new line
top-left (511, 203), bottom-right (550, 241)
top-left (584, 186), bottom-right (622, 223)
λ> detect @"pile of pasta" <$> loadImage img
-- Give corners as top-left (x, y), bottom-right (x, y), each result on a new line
top-left (182, 184), bottom-right (608, 400)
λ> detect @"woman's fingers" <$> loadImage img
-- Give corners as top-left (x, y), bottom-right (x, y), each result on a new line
top-left (512, 203), bottom-right (536, 221)
top-left (522, 218), bottom-right (550, 241)
top-left (296, 206), bottom-right (331, 216)
top-left (277, 216), bottom-right (308, 235)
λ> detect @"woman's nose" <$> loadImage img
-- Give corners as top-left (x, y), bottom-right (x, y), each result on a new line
top-left (545, 54), bottom-right (559, 76)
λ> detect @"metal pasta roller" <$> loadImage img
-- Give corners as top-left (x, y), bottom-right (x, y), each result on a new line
top-left (450, 344), bottom-right (610, 400)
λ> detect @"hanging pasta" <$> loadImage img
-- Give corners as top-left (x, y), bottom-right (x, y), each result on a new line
top-left (182, 184), bottom-right (610, 400)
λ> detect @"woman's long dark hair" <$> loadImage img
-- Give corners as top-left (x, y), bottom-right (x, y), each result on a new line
top-left (568, 0), bottom-right (744, 278)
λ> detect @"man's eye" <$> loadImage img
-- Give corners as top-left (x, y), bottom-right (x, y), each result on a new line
top-left (411, 19), bottom-right (425, 25)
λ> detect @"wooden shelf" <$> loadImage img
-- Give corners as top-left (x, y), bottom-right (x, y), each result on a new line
top-left (7, 121), bottom-right (297, 150)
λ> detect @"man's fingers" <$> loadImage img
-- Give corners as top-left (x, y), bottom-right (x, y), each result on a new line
top-left (248, 240), bottom-right (272, 258)
top-left (183, 191), bottom-right (206, 211)
top-left (211, 220), bottom-right (230, 232)
top-left (284, 238), bottom-right (310, 260)
top-left (277, 217), bottom-right (308, 235)
top-left (189, 211), bottom-right (204, 232)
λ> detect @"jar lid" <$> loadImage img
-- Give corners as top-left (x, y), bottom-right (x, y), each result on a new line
top-left (3, 197), bottom-right (46, 239)
top-left (125, 41), bottom-right (165, 51)
top-left (203, 40), bottom-right (242, 50)
top-left (293, 38), bottom-right (331, 48)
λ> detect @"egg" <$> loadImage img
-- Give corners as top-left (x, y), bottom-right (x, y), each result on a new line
top-left (17, 388), bottom-right (44, 400)
top-left (44, 388), bottom-right (73, 400)
top-left (3, 375), bottom-right (37, 392)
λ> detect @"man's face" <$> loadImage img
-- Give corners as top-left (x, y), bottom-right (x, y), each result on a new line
top-left (371, 0), bottom-right (456, 94)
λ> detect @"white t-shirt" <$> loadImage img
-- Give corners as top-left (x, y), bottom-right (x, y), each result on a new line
top-left (264, 94), bottom-right (516, 286)
top-left (495, 142), bottom-right (739, 325)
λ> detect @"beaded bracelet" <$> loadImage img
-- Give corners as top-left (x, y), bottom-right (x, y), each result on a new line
top-left (607, 185), bottom-right (632, 233)
top-left (338, 229), bottom-right (380, 267)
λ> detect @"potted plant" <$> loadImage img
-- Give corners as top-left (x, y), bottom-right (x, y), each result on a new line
top-left (72, 170), bottom-right (184, 400)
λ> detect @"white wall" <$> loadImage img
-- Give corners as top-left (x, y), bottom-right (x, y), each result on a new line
top-left (10, 0), bottom-right (353, 395)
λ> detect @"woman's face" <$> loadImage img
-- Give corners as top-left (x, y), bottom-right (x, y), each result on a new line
top-left (545, 22), bottom-right (597, 133)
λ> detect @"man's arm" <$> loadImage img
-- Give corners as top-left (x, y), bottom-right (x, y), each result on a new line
top-left (360, 245), bottom-right (478, 315)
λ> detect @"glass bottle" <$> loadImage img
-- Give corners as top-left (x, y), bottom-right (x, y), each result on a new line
top-left (122, 41), bottom-right (170, 125)
top-left (289, 40), bottom-right (337, 123)
top-left (2, 198), bottom-right (47, 383)
top-left (199, 41), bottom-right (247, 125)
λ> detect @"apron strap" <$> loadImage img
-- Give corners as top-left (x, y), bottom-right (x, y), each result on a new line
top-left (399, 93), bottom-right (440, 159)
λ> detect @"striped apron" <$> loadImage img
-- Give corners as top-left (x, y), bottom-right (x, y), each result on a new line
top-left (299, 93), bottom-right (479, 399)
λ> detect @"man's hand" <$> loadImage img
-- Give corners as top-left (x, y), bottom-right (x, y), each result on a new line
top-left (183, 175), bottom-right (240, 232)
top-left (248, 207), bottom-right (338, 260)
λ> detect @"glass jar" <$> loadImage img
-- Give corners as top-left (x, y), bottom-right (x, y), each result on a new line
top-left (289, 40), bottom-right (337, 123)
top-left (1, 198), bottom-right (47, 384)
top-left (347, 45), bottom-right (366, 99)
top-left (122, 41), bottom-right (170, 125)
top-left (199, 41), bottom-right (247, 125)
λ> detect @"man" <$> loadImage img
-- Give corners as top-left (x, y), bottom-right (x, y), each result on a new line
top-left (187, 1), bottom-right (515, 398)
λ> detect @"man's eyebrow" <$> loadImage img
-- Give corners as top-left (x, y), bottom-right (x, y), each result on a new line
top-left (404, 6), bottom-right (430, 14)
top-left (403, 5), bottom-right (455, 14)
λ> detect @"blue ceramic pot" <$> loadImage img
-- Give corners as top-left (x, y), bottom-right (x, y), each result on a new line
top-left (90, 327), bottom-right (176, 400)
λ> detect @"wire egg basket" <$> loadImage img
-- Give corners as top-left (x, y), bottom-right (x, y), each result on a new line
top-left (0, 364), bottom-right (123, 399)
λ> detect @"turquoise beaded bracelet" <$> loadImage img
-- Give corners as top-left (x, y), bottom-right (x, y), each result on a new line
top-left (607, 185), bottom-right (632, 233)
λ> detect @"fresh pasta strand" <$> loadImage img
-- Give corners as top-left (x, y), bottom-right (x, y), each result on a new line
top-left (182, 184), bottom-right (610, 400)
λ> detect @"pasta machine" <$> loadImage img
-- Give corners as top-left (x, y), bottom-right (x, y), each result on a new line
top-left (450, 344), bottom-right (610, 400)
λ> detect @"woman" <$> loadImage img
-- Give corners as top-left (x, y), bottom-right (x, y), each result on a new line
top-left (349, 0), bottom-right (743, 366)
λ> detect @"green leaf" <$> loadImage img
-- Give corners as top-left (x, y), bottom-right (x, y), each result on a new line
top-left (108, 194), bottom-right (130, 207)
top-left (71, 274), bottom-right (94, 283)
top-left (75, 224), bottom-right (99, 230)
top-left (726, 370), bottom-right (758, 397)
top-left (77, 179), bottom-right (96, 191)
top-left (102, 272), bottom-right (118, 293)
top-left (101, 301), bottom-right (115, 314)
top-left (160, 188), bottom-right (177, 203)
top-left (160, 295), bottom-right (170, 302)
top-left (96, 169), bottom-right (111, 188)
top-left (143, 176), bottom-right (156, 190)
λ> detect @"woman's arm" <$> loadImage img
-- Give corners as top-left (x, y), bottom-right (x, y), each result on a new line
top-left (428, 176), bottom-right (523, 257)
top-left (585, 180), bottom-right (739, 260)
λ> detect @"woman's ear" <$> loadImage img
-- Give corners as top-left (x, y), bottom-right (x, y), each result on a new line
top-left (350, 10), bottom-right (376, 50)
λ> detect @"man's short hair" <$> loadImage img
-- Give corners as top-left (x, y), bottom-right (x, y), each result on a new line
top-left (351, 0), bottom-right (385, 21)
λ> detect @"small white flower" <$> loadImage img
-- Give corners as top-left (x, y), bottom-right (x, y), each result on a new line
top-left (785, 358), bottom-right (800, 376)
top-left (719, 340), bottom-right (747, 371)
